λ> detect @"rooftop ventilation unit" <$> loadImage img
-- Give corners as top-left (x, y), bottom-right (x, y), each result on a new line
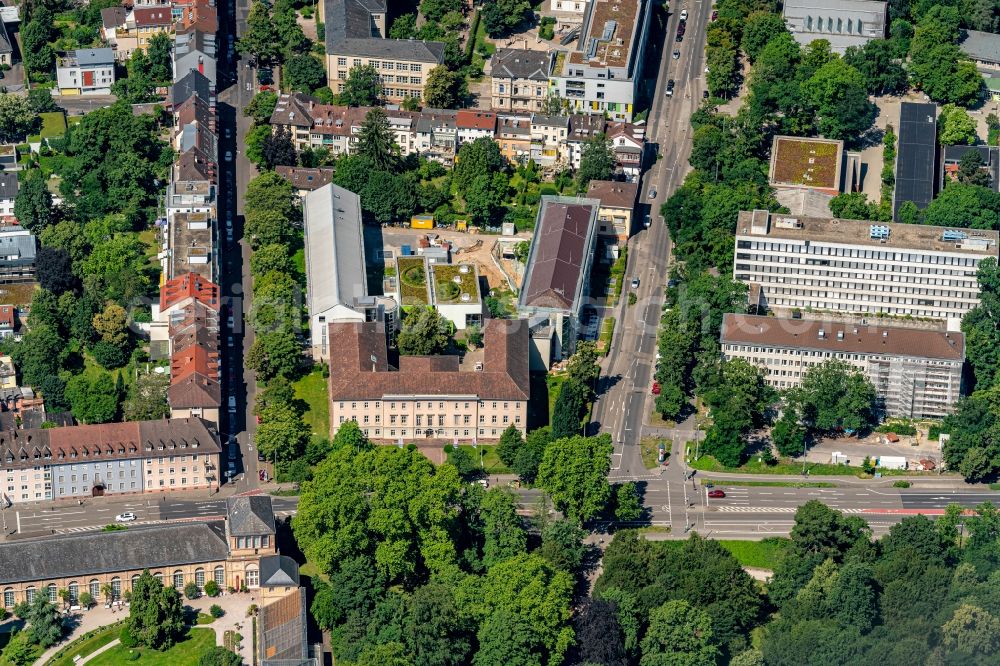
top-left (602, 20), bottom-right (617, 41)
top-left (942, 229), bottom-right (968, 241)
top-left (586, 38), bottom-right (600, 60)
top-left (869, 225), bottom-right (890, 240)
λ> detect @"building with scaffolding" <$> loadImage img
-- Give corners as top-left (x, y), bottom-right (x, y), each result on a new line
top-left (720, 314), bottom-right (965, 419)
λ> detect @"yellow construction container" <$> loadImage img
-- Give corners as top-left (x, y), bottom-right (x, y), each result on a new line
top-left (456, 220), bottom-right (468, 232)
top-left (410, 214), bottom-right (435, 229)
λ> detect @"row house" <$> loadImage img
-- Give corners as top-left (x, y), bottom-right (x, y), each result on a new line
top-left (268, 92), bottom-right (646, 175)
top-left (496, 114), bottom-right (532, 164)
top-left (173, 29), bottom-right (217, 87)
top-left (456, 109), bottom-right (497, 146)
top-left (158, 12), bottom-right (222, 428)
top-left (607, 121), bottom-right (646, 180)
top-left (101, 4), bottom-right (173, 61)
top-left (0, 417), bottom-right (221, 504)
top-left (530, 114), bottom-right (569, 167)
top-left (414, 110), bottom-right (457, 166)
top-left (159, 274), bottom-right (223, 424)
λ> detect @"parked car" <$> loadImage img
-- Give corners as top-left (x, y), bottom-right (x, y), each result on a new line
top-left (115, 512), bottom-right (137, 522)
top-left (227, 315), bottom-right (235, 329)
top-left (711, 10), bottom-right (718, 20)
top-left (680, 9), bottom-right (688, 20)
top-left (666, 79), bottom-right (675, 97)
top-left (228, 395), bottom-right (237, 412)
top-left (652, 381), bottom-right (661, 395)
top-left (224, 150), bottom-right (233, 162)
top-left (703, 90), bottom-right (710, 99)
top-left (631, 278), bottom-right (640, 289)
top-left (648, 187), bottom-right (657, 199)
top-left (707, 489), bottom-right (726, 499)
top-left (672, 49), bottom-right (680, 59)
top-left (644, 214), bottom-right (651, 228)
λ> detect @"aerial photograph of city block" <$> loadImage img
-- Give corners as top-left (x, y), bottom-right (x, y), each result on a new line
top-left (4, 0), bottom-right (1000, 663)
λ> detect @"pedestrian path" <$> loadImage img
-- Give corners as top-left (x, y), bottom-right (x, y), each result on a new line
top-left (78, 638), bottom-right (121, 664)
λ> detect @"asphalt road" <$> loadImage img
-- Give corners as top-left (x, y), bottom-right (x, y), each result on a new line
top-left (216, 0), bottom-right (263, 492)
top-left (593, 0), bottom-right (707, 480)
top-left (9, 495), bottom-right (300, 535)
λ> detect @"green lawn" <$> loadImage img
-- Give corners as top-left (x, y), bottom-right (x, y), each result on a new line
top-left (546, 373), bottom-right (567, 423)
top-left (47, 623), bottom-right (123, 666)
top-left (455, 444), bottom-right (510, 474)
top-left (640, 437), bottom-right (666, 470)
top-left (718, 538), bottom-right (791, 570)
top-left (701, 479), bottom-right (836, 488)
top-left (690, 454), bottom-right (876, 477)
top-left (293, 366), bottom-right (329, 436)
top-left (88, 628), bottom-right (216, 666)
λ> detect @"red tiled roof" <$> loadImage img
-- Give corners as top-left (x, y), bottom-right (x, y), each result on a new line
top-left (160, 273), bottom-right (221, 312)
top-left (168, 372), bottom-right (222, 408)
top-left (328, 319), bottom-right (530, 401)
top-left (133, 5), bottom-right (173, 27)
top-left (0, 305), bottom-right (15, 329)
top-left (456, 109), bottom-right (496, 131)
top-left (171, 343), bottom-right (220, 383)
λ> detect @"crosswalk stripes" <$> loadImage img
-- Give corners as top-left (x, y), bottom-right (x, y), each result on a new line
top-left (713, 506), bottom-right (866, 514)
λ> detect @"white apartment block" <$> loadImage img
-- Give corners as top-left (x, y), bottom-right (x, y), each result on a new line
top-left (735, 210), bottom-right (999, 327)
top-left (721, 314), bottom-right (964, 419)
top-left (548, 0), bottom-right (654, 122)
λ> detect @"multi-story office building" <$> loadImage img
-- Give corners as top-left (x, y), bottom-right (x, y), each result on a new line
top-left (548, 0), bottom-right (654, 121)
top-left (782, 0), bottom-right (887, 53)
top-left (327, 319), bottom-right (530, 442)
top-left (0, 418), bottom-right (221, 504)
top-left (720, 314), bottom-right (964, 419)
top-left (734, 210), bottom-right (999, 325)
top-left (321, 0), bottom-right (444, 103)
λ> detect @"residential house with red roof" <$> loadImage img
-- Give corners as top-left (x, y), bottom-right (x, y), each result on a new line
top-left (101, 4), bottom-right (173, 60)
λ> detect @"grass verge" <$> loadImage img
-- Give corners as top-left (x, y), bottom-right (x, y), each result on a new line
top-left (690, 454), bottom-right (871, 477)
top-left (88, 627), bottom-right (215, 666)
top-left (456, 444), bottom-right (511, 474)
top-left (292, 366), bottom-right (329, 436)
top-left (701, 479), bottom-right (836, 488)
top-left (47, 623), bottom-right (123, 666)
top-left (640, 437), bottom-right (666, 470)
top-left (718, 538), bottom-right (791, 570)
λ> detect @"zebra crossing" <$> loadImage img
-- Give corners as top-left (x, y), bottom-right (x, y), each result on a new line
top-left (713, 506), bottom-right (866, 514)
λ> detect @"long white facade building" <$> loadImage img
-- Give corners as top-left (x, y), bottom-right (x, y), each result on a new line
top-left (721, 314), bottom-right (964, 419)
top-left (734, 210), bottom-right (999, 327)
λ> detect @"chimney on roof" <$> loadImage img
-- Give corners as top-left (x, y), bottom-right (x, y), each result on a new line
top-left (818, 329), bottom-right (825, 340)
top-left (882, 331), bottom-right (888, 337)
top-left (836, 330), bottom-right (844, 340)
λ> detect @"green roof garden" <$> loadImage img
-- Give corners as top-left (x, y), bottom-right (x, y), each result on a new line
top-left (432, 263), bottom-right (481, 304)
top-left (397, 256), bottom-right (431, 306)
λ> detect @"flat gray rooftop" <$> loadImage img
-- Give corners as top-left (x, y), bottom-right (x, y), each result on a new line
top-left (737, 210), bottom-right (999, 256)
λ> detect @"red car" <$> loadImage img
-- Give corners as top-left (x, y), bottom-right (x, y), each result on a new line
top-left (652, 382), bottom-right (661, 395)
top-left (707, 489), bottom-right (726, 499)
top-left (711, 10), bottom-right (718, 20)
